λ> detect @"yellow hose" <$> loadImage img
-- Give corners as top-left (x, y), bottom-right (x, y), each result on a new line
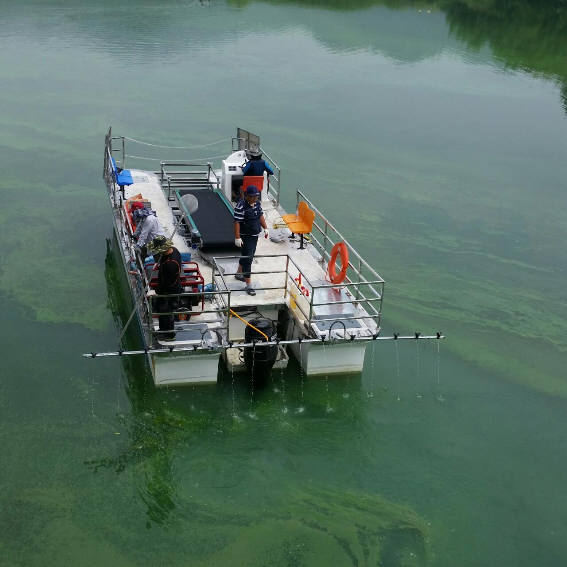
top-left (229, 309), bottom-right (269, 341)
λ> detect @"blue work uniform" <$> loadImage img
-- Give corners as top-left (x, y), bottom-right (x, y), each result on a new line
top-left (234, 198), bottom-right (264, 277)
top-left (242, 158), bottom-right (274, 177)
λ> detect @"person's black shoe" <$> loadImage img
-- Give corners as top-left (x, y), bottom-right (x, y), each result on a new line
top-left (246, 286), bottom-right (256, 296)
top-left (235, 273), bottom-right (245, 282)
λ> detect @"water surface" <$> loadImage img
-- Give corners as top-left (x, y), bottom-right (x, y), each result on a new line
top-left (1, 1), bottom-right (567, 565)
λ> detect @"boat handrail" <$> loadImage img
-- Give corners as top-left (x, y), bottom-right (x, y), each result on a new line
top-left (258, 148), bottom-right (281, 205)
top-left (110, 133), bottom-right (126, 167)
top-left (296, 189), bottom-right (384, 282)
top-left (210, 254), bottom-right (382, 337)
top-left (285, 267), bottom-right (382, 330)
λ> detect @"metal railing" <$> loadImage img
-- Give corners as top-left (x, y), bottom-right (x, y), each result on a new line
top-left (160, 161), bottom-right (220, 200)
top-left (211, 253), bottom-right (382, 340)
top-left (103, 129), bottom-right (125, 207)
top-left (146, 288), bottom-right (231, 343)
top-left (291, 188), bottom-right (385, 321)
top-left (261, 148), bottom-right (281, 205)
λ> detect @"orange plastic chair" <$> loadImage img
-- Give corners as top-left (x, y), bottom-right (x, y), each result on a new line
top-left (282, 201), bottom-right (308, 224)
top-left (285, 206), bottom-right (315, 249)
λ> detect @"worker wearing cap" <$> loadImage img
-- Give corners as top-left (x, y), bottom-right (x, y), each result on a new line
top-left (147, 235), bottom-right (183, 340)
top-left (130, 201), bottom-right (166, 260)
top-left (242, 148), bottom-right (274, 177)
top-left (234, 185), bottom-right (268, 296)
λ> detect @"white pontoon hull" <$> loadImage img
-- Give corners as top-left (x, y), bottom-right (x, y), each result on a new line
top-left (289, 341), bottom-right (367, 375)
top-left (152, 351), bottom-right (221, 386)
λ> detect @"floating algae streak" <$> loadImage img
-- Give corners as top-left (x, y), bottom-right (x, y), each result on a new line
top-left (188, 486), bottom-right (430, 566)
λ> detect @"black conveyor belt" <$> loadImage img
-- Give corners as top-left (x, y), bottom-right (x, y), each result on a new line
top-left (178, 189), bottom-right (237, 251)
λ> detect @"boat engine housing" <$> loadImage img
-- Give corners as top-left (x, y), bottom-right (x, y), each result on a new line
top-left (244, 318), bottom-right (278, 385)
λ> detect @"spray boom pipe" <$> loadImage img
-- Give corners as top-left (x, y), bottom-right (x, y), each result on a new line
top-left (84, 333), bottom-right (445, 358)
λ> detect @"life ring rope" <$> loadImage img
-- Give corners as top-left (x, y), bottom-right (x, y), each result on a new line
top-left (327, 242), bottom-right (349, 285)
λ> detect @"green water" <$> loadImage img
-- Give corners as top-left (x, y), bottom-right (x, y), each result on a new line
top-left (1, 1), bottom-right (567, 565)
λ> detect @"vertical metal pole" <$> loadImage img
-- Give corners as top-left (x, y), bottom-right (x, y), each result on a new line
top-left (121, 137), bottom-right (125, 168)
top-left (226, 280), bottom-right (232, 342)
top-left (283, 254), bottom-right (290, 299)
top-left (323, 220), bottom-right (329, 261)
top-left (355, 258), bottom-right (362, 301)
top-left (308, 283), bottom-right (314, 324)
top-left (148, 291), bottom-right (154, 343)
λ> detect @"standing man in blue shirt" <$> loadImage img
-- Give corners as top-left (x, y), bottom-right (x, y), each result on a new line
top-left (242, 148), bottom-right (274, 177)
top-left (234, 185), bottom-right (269, 296)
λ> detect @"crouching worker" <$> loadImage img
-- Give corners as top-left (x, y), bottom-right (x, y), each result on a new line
top-left (131, 202), bottom-right (166, 261)
top-left (234, 185), bottom-right (268, 296)
top-left (148, 236), bottom-right (183, 341)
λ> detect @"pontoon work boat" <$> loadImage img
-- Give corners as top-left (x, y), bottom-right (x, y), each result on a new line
top-left (100, 128), bottom-right (388, 386)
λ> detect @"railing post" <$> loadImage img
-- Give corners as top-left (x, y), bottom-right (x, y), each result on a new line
top-left (355, 258), bottom-right (362, 301)
top-left (284, 254), bottom-right (290, 299)
top-left (308, 286), bottom-right (314, 325)
top-left (323, 220), bottom-right (329, 262)
top-left (226, 281), bottom-right (232, 342)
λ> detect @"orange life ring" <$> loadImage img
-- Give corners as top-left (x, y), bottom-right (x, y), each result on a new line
top-left (328, 242), bottom-right (349, 284)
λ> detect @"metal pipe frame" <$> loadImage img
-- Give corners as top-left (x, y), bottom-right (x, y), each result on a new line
top-left (208, 253), bottom-right (383, 333)
top-left (83, 333), bottom-right (446, 358)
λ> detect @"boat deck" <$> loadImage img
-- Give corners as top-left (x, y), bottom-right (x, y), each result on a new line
top-left (125, 170), bottom-right (333, 309)
top-left (103, 128), bottom-right (386, 383)
top-left (122, 169), bottom-right (376, 348)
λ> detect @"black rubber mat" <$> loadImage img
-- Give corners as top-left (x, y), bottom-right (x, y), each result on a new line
top-left (178, 189), bottom-right (237, 251)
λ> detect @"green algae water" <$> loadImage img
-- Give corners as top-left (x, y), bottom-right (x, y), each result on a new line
top-left (1, 1), bottom-right (567, 565)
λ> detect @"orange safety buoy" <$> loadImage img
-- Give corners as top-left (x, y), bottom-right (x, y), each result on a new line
top-left (328, 242), bottom-right (349, 284)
